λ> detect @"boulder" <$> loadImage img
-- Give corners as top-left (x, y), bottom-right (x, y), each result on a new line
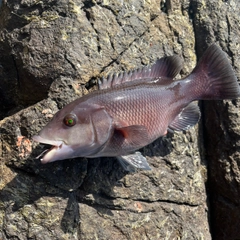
top-left (0, 0), bottom-right (239, 239)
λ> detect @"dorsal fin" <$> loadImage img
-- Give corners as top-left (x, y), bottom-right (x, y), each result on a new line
top-left (98, 55), bottom-right (183, 90)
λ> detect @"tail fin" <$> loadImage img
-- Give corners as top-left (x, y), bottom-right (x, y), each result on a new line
top-left (188, 44), bottom-right (240, 100)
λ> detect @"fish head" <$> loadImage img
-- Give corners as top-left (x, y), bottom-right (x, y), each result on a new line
top-left (33, 103), bottom-right (113, 163)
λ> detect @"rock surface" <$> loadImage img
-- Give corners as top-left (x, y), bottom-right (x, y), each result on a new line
top-left (0, 0), bottom-right (239, 239)
top-left (192, 1), bottom-right (240, 239)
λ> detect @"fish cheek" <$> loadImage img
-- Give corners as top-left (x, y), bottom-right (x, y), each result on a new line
top-left (64, 123), bottom-right (95, 147)
top-left (90, 108), bottom-right (113, 142)
top-left (62, 107), bottom-right (112, 149)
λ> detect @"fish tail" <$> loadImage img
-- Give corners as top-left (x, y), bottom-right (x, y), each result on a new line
top-left (188, 44), bottom-right (240, 100)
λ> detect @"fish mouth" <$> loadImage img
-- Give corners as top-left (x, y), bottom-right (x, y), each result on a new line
top-left (32, 135), bottom-right (64, 164)
top-left (32, 135), bottom-right (63, 147)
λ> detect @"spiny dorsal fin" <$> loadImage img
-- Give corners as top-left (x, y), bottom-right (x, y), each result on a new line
top-left (168, 102), bottom-right (201, 131)
top-left (98, 55), bottom-right (183, 90)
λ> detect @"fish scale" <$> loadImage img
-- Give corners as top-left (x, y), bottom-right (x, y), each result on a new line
top-left (102, 85), bottom-right (180, 134)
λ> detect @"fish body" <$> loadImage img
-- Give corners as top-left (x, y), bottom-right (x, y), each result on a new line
top-left (33, 44), bottom-right (240, 171)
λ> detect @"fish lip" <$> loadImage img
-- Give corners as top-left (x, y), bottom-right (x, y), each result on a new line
top-left (32, 135), bottom-right (63, 147)
top-left (32, 135), bottom-right (65, 163)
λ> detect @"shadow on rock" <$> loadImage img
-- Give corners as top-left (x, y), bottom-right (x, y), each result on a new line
top-left (0, 133), bottom-right (173, 235)
top-left (0, 151), bottom-right (127, 234)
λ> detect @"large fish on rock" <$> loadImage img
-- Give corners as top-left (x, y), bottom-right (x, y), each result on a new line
top-left (33, 44), bottom-right (240, 171)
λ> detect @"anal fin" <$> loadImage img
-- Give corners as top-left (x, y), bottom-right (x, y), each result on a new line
top-left (117, 152), bottom-right (151, 172)
top-left (169, 102), bottom-right (200, 131)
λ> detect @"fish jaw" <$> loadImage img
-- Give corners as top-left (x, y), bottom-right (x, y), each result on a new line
top-left (32, 135), bottom-right (74, 164)
top-left (32, 135), bottom-right (63, 147)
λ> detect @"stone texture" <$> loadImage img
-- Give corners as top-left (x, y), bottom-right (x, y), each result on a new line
top-left (191, 0), bottom-right (240, 239)
top-left (0, 0), bottom-right (239, 239)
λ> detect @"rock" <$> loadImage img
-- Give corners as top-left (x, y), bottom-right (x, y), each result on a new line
top-left (0, 0), bottom-right (239, 239)
top-left (192, 0), bottom-right (240, 239)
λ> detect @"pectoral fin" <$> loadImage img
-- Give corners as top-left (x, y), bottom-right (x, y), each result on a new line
top-left (117, 152), bottom-right (151, 172)
top-left (169, 102), bottom-right (200, 131)
top-left (115, 124), bottom-right (149, 148)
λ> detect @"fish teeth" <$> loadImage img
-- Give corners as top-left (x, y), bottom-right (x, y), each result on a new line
top-left (36, 149), bottom-right (49, 159)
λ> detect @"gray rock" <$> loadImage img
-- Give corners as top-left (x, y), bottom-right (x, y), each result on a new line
top-left (192, 0), bottom-right (240, 239)
top-left (0, 0), bottom-right (239, 239)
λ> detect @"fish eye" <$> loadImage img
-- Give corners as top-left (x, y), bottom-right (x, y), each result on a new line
top-left (63, 113), bottom-right (77, 127)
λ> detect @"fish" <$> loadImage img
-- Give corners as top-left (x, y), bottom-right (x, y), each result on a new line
top-left (32, 44), bottom-right (240, 171)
